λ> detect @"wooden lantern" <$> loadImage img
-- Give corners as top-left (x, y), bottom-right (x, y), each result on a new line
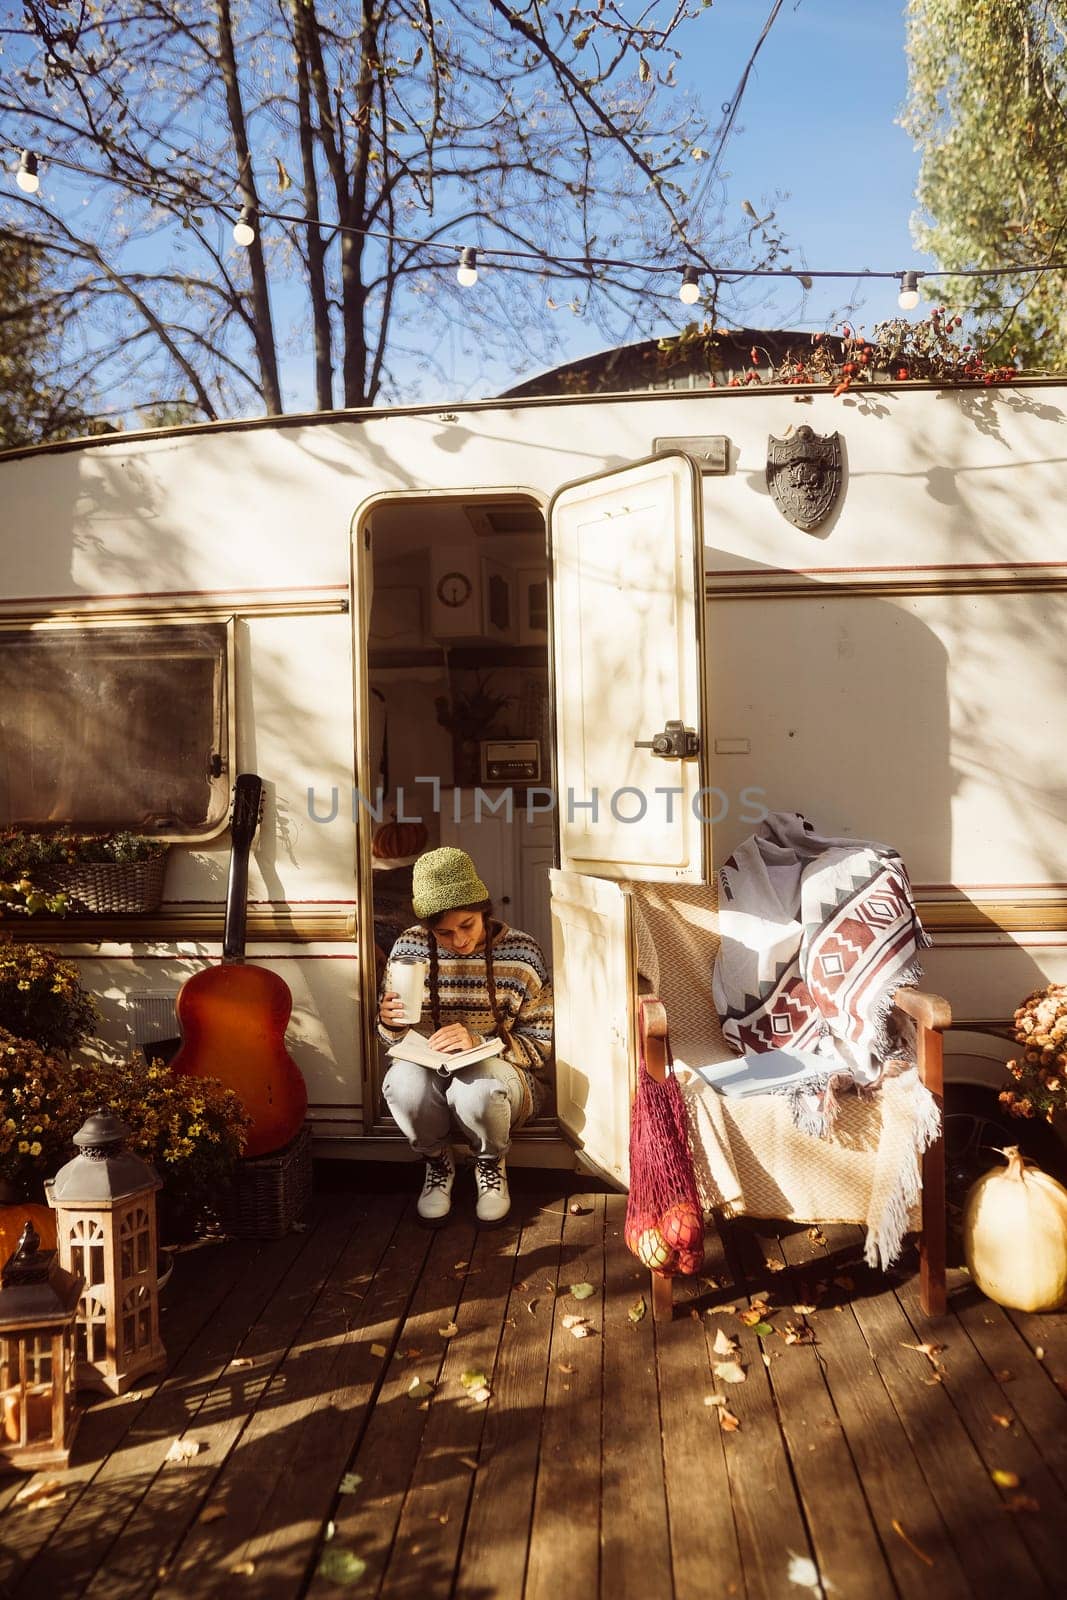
top-left (0, 1221), bottom-right (82, 1471)
top-left (48, 1110), bottom-right (166, 1396)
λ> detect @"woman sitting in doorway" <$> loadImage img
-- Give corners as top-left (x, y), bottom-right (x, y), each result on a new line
top-left (377, 846), bottom-right (553, 1226)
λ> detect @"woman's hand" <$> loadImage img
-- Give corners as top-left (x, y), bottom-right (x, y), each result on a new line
top-left (379, 990), bottom-right (409, 1029)
top-left (427, 1022), bottom-right (475, 1054)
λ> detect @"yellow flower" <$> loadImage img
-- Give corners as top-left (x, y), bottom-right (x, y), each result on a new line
top-left (29, 1141), bottom-right (41, 1157)
top-left (17, 1140), bottom-right (28, 1153)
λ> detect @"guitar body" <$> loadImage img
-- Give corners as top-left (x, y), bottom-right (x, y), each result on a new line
top-left (170, 965), bottom-right (307, 1159)
top-left (171, 774), bottom-right (307, 1159)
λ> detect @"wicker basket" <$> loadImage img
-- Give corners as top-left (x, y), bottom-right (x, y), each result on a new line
top-left (32, 853), bottom-right (168, 915)
top-left (215, 1122), bottom-right (313, 1240)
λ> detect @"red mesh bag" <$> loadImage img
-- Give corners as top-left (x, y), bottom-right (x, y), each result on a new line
top-left (625, 1005), bottom-right (705, 1278)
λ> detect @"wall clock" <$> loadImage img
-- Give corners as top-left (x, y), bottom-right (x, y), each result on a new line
top-left (436, 570), bottom-right (473, 607)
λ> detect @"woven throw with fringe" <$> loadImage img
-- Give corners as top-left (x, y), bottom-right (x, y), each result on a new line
top-left (711, 812), bottom-right (932, 1135)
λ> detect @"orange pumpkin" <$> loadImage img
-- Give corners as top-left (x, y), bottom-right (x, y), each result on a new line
top-left (372, 813), bottom-right (429, 861)
top-left (0, 1204), bottom-right (58, 1264)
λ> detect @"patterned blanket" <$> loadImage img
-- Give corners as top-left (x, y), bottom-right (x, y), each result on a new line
top-left (711, 813), bottom-right (931, 1133)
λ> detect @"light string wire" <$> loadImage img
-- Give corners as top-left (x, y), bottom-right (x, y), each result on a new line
top-left (8, 144), bottom-right (1067, 288)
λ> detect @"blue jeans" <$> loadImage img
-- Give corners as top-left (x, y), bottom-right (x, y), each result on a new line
top-left (382, 1057), bottom-right (525, 1158)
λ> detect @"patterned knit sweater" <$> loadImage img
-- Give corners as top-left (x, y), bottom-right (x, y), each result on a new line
top-left (377, 922), bottom-right (553, 1085)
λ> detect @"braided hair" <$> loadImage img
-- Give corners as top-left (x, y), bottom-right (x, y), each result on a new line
top-left (420, 899), bottom-right (511, 1043)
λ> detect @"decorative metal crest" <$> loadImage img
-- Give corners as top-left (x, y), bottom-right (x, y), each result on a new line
top-left (766, 425), bottom-right (843, 531)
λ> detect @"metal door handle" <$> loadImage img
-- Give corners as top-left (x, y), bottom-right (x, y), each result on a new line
top-left (633, 719), bottom-right (700, 759)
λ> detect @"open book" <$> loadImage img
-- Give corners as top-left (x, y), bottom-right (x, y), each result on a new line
top-left (386, 1029), bottom-right (506, 1075)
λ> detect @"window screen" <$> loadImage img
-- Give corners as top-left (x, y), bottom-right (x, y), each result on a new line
top-left (0, 621), bottom-right (230, 835)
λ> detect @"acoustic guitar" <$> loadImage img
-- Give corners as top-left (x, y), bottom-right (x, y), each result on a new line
top-left (170, 774), bottom-right (307, 1158)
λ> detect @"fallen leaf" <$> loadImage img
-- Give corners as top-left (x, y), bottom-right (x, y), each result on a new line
top-left (806, 1227), bottom-right (827, 1247)
top-left (453, 1260), bottom-right (470, 1271)
top-left (165, 1437), bottom-right (201, 1465)
top-left (469, 1384), bottom-right (491, 1403)
top-left (14, 1480), bottom-right (66, 1510)
top-left (792, 1305), bottom-right (817, 1316)
top-left (569, 1202), bottom-right (591, 1215)
top-left (782, 1322), bottom-right (816, 1346)
top-left (339, 1472), bottom-right (363, 1494)
top-left (569, 1281), bottom-right (596, 1300)
top-left (628, 1295), bottom-right (647, 1325)
top-left (544, 1282), bottom-right (557, 1296)
top-left (902, 1341), bottom-right (946, 1373)
top-left (403, 1347), bottom-right (424, 1361)
top-left (459, 1455), bottom-right (479, 1470)
top-left (764, 1258), bottom-right (786, 1273)
top-left (561, 1313), bottom-right (587, 1329)
top-left (438, 1321), bottom-right (459, 1338)
top-left (370, 1342), bottom-right (388, 1358)
top-left (1004, 1493), bottom-right (1040, 1513)
top-left (317, 1548), bottom-right (368, 1584)
top-left (229, 1356), bottom-right (255, 1369)
top-left (719, 1408), bottom-right (741, 1432)
top-left (199, 1505), bottom-right (228, 1524)
top-left (713, 1327), bottom-right (738, 1357)
top-left (1035, 1346), bottom-right (1045, 1360)
top-left (703, 1393), bottom-right (726, 1407)
top-left (557, 1362), bottom-right (577, 1375)
top-left (569, 1323), bottom-right (595, 1339)
top-left (752, 1321), bottom-right (776, 1338)
top-left (991, 1469), bottom-right (1020, 1489)
top-left (324, 1520), bottom-right (336, 1541)
top-left (231, 1560), bottom-right (256, 1577)
top-left (713, 1360), bottom-right (746, 1384)
top-left (460, 1370), bottom-right (487, 1390)
top-left (891, 1519), bottom-right (933, 1567)
top-left (738, 1307), bottom-right (766, 1327)
top-left (992, 1413), bottom-right (1013, 1429)
top-left (787, 1553), bottom-right (823, 1590)
top-left (407, 1377), bottom-right (434, 1402)
top-left (126, 1391), bottom-right (146, 1401)
top-left (762, 1353), bottom-right (772, 1368)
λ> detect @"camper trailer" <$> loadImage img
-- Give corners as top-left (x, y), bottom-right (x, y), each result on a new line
top-left (2, 379), bottom-right (1065, 1182)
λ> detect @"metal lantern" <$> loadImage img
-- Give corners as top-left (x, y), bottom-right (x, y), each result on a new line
top-left (0, 1221), bottom-right (82, 1470)
top-left (48, 1110), bottom-right (166, 1396)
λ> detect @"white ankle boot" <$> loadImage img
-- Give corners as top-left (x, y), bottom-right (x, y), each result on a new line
top-left (417, 1147), bottom-right (455, 1223)
top-left (474, 1155), bottom-right (510, 1225)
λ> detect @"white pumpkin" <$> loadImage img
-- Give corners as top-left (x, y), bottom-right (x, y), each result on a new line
top-left (963, 1146), bottom-right (1067, 1312)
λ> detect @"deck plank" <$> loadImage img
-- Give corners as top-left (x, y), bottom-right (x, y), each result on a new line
top-left (944, 1269), bottom-right (1067, 1497)
top-left (304, 1215), bottom-right (480, 1598)
top-left (152, 1197), bottom-right (421, 1600)
top-left (896, 1265), bottom-right (1067, 1592)
top-left (599, 1194), bottom-right (672, 1600)
top-left (524, 1192), bottom-right (605, 1600)
top-left (700, 1222), bottom-right (815, 1600)
top-left (375, 1215), bottom-right (524, 1600)
top-left (452, 1196), bottom-right (566, 1600)
top-left (746, 1224), bottom-right (897, 1600)
top-left (846, 1248), bottom-right (1051, 1598)
top-left (654, 1223), bottom-right (744, 1600)
top-left (7, 1230), bottom-right (300, 1600)
top-left (776, 1225), bottom-right (974, 1600)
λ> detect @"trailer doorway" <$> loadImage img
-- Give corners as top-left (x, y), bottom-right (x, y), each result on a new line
top-left (352, 489), bottom-right (557, 1140)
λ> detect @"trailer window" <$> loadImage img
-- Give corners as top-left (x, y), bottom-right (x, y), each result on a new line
top-left (0, 620), bottom-right (231, 836)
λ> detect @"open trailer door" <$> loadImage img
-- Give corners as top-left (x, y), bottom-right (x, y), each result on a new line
top-left (548, 452), bottom-right (710, 883)
top-left (547, 454), bottom-right (709, 1178)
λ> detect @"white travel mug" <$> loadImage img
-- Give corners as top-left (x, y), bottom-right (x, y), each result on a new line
top-left (388, 956), bottom-right (428, 1024)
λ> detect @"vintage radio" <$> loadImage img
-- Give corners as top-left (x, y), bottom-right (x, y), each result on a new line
top-left (480, 739), bottom-right (542, 785)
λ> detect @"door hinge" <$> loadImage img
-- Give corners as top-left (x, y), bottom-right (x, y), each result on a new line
top-left (633, 719), bottom-right (700, 759)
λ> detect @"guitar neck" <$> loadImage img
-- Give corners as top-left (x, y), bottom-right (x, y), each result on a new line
top-left (223, 773), bottom-right (264, 963)
top-left (222, 846), bottom-right (250, 962)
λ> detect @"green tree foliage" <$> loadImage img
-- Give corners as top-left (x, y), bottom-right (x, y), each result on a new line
top-left (0, 229), bottom-right (88, 446)
top-left (902, 0), bottom-right (1067, 365)
top-left (4, 1), bottom-right (795, 421)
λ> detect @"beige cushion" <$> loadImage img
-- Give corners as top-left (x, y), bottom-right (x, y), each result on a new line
top-left (629, 880), bottom-right (732, 1069)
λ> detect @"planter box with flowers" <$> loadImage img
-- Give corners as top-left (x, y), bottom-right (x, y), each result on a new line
top-left (0, 830), bottom-right (169, 917)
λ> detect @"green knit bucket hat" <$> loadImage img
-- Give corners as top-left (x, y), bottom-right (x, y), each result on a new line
top-left (411, 846), bottom-right (490, 920)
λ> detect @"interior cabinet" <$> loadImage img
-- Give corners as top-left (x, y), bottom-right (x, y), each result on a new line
top-left (440, 787), bottom-right (555, 970)
top-left (517, 567), bottom-right (549, 646)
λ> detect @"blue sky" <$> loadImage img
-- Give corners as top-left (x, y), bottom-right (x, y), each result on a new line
top-left (497, 0), bottom-right (934, 391)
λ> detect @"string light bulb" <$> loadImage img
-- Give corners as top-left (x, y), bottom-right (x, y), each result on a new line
top-left (898, 271), bottom-right (921, 311)
top-left (16, 150), bottom-right (40, 195)
top-left (456, 247), bottom-right (478, 287)
top-left (679, 265), bottom-right (701, 305)
top-left (233, 204), bottom-right (256, 247)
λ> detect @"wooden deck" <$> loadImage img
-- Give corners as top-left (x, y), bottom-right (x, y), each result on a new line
top-left (2, 1167), bottom-right (1066, 1600)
